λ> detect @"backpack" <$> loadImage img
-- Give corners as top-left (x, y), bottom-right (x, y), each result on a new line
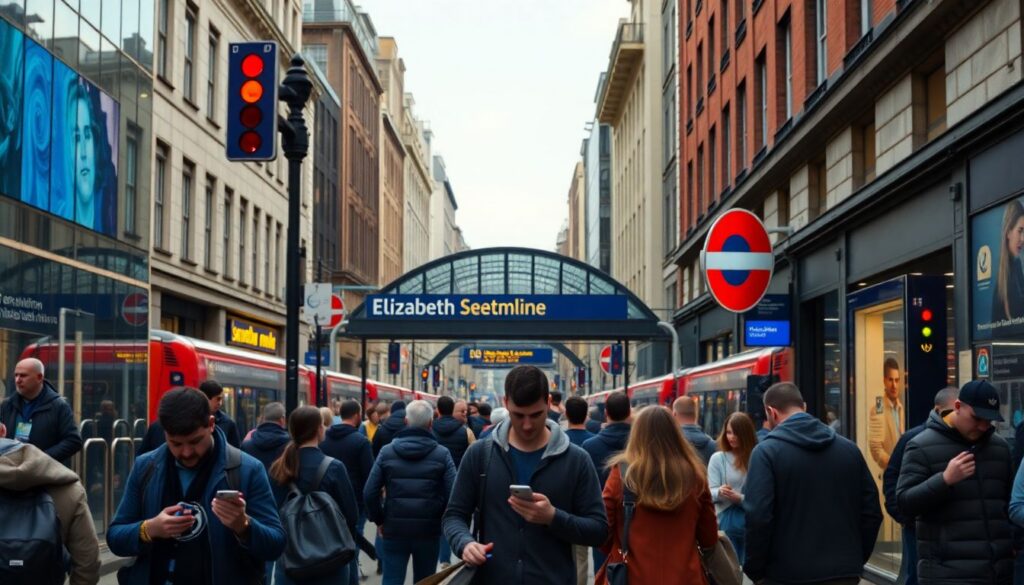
top-left (279, 457), bottom-right (356, 580)
top-left (0, 487), bottom-right (66, 585)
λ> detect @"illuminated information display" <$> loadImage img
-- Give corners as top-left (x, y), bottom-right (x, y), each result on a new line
top-left (364, 295), bottom-right (628, 320)
top-left (460, 347), bottom-right (554, 367)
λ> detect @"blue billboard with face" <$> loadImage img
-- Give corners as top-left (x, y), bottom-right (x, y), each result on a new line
top-left (0, 16), bottom-right (118, 237)
top-left (973, 197), bottom-right (1024, 341)
top-left (0, 18), bottom-right (23, 201)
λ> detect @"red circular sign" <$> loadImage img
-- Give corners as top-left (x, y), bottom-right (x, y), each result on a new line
top-left (328, 294), bottom-right (345, 328)
top-left (701, 209), bottom-right (774, 313)
top-left (599, 345), bottom-right (612, 374)
top-left (241, 54), bottom-right (264, 77)
top-left (122, 292), bottom-right (148, 326)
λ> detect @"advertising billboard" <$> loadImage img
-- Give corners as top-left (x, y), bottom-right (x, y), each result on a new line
top-left (0, 17), bottom-right (118, 237)
top-left (973, 197), bottom-right (1024, 341)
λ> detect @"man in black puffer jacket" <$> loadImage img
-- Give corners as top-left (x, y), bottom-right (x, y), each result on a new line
top-left (364, 400), bottom-right (456, 584)
top-left (897, 380), bottom-right (1014, 585)
top-left (372, 400), bottom-right (407, 457)
top-left (434, 396), bottom-right (474, 468)
top-left (241, 401), bottom-right (289, 472)
top-left (1, 359), bottom-right (82, 464)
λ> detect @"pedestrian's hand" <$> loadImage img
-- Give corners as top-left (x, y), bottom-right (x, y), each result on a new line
top-left (146, 505), bottom-right (196, 539)
top-left (943, 451), bottom-right (976, 485)
top-left (211, 493), bottom-right (249, 536)
top-left (508, 492), bottom-right (556, 525)
top-left (720, 486), bottom-right (742, 503)
top-left (462, 541), bottom-right (493, 566)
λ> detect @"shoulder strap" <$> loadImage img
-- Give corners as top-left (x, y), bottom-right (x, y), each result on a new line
top-left (139, 455), bottom-right (160, 510)
top-left (619, 463), bottom-right (636, 557)
top-left (312, 456), bottom-right (334, 492)
top-left (475, 439), bottom-right (493, 542)
top-left (225, 444), bottom-right (242, 491)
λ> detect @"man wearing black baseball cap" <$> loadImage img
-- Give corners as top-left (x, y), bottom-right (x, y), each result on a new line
top-left (896, 380), bottom-right (1014, 585)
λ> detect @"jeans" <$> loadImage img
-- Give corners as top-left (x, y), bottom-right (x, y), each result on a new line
top-left (592, 548), bottom-right (606, 575)
top-left (438, 533), bottom-right (452, 564)
top-left (718, 505), bottom-right (746, 565)
top-left (381, 538), bottom-right (440, 585)
top-left (900, 524), bottom-right (917, 585)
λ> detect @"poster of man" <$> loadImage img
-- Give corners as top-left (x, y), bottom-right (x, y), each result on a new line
top-left (868, 357), bottom-right (904, 469)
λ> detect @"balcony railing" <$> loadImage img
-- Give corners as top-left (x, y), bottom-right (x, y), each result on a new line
top-left (304, 0), bottom-right (377, 60)
top-left (596, 22), bottom-right (645, 123)
top-left (608, 22), bottom-right (644, 61)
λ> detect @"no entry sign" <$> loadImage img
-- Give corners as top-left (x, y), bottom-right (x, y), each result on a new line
top-left (701, 209), bottom-right (774, 313)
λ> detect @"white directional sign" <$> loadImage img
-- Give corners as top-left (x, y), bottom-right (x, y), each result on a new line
top-left (304, 283), bottom-right (333, 325)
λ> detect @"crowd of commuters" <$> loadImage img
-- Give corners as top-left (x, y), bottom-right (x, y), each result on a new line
top-left (9, 357), bottom-right (1024, 585)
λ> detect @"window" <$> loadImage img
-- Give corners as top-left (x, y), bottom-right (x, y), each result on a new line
top-left (861, 0), bottom-right (872, 36)
top-left (275, 223), bottom-right (283, 299)
top-left (181, 160), bottom-right (194, 260)
top-left (306, 44), bottom-right (327, 75)
top-left (737, 82), bottom-right (748, 169)
top-left (252, 209), bottom-right (260, 291)
top-left (710, 128), bottom-right (719, 204)
top-left (125, 127), bottom-right (139, 235)
top-left (204, 176), bottom-right (215, 270)
top-left (815, 0), bottom-right (828, 84)
top-left (756, 54), bottom-right (768, 149)
top-left (207, 28), bottom-right (219, 120)
top-left (811, 159), bottom-right (827, 218)
top-left (687, 65), bottom-right (694, 118)
top-left (264, 219), bottom-right (271, 293)
top-left (239, 199), bottom-right (248, 284)
top-left (861, 122), bottom-right (876, 185)
top-left (155, 143), bottom-right (168, 248)
top-left (721, 1), bottom-right (730, 55)
top-left (708, 17), bottom-right (715, 78)
top-left (184, 4), bottom-right (196, 100)
top-left (697, 144), bottom-right (705, 215)
top-left (223, 189), bottom-right (232, 276)
top-left (157, 0), bottom-right (170, 77)
top-left (925, 65), bottom-right (947, 141)
top-left (696, 43), bottom-right (704, 96)
top-left (687, 160), bottom-right (694, 222)
top-left (722, 106), bottom-right (731, 187)
top-left (780, 17), bottom-right (792, 120)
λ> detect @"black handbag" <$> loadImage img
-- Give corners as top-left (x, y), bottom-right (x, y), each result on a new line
top-left (604, 463), bottom-right (634, 585)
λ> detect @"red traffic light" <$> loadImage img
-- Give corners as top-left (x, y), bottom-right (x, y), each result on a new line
top-left (921, 308), bottom-right (933, 322)
top-left (241, 54), bottom-right (264, 77)
top-left (239, 131), bottom-right (262, 154)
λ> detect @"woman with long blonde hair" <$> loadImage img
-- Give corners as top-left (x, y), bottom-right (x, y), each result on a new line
top-left (708, 412), bottom-right (758, 564)
top-left (595, 406), bottom-right (718, 584)
top-left (993, 200), bottom-right (1024, 322)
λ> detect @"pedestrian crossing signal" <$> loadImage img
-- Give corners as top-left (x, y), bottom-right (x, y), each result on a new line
top-left (227, 42), bottom-right (278, 161)
top-left (610, 344), bottom-right (623, 375)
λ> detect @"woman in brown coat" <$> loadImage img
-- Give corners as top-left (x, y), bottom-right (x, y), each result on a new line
top-left (595, 405), bottom-right (719, 585)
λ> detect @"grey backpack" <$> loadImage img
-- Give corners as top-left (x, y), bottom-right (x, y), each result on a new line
top-left (279, 457), bottom-right (356, 580)
top-left (0, 487), bottom-right (66, 585)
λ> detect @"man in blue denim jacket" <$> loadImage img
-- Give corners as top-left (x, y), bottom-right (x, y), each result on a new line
top-left (108, 387), bottom-right (285, 584)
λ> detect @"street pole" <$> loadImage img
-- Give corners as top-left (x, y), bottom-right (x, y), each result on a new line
top-left (658, 321), bottom-right (680, 403)
top-left (314, 316), bottom-right (323, 406)
top-left (279, 53), bottom-right (312, 415)
top-left (360, 339), bottom-right (368, 419)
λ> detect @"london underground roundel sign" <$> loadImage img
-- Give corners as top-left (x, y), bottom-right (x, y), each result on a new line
top-left (701, 209), bottom-right (774, 313)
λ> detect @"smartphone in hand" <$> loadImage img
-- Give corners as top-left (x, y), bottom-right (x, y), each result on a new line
top-left (509, 485), bottom-right (534, 500)
top-left (216, 490), bottom-right (241, 501)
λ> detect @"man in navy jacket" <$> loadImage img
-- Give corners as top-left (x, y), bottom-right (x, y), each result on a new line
top-left (240, 401), bottom-right (289, 472)
top-left (108, 387), bottom-right (285, 584)
top-left (581, 391), bottom-right (630, 571)
top-left (0, 358), bottom-right (82, 464)
top-left (744, 382), bottom-right (881, 585)
top-left (364, 400), bottom-right (456, 585)
top-left (321, 400), bottom-right (374, 526)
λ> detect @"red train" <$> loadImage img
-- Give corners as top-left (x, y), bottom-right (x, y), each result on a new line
top-left (585, 346), bottom-right (793, 438)
top-left (21, 330), bottom-right (436, 438)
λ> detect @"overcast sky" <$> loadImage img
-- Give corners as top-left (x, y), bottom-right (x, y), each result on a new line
top-left (360, 0), bottom-right (631, 251)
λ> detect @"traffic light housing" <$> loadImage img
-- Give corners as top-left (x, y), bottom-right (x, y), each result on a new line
top-left (227, 42), bottom-right (278, 161)
top-left (577, 367), bottom-right (587, 389)
top-left (432, 366), bottom-right (441, 389)
top-left (387, 342), bottom-right (401, 375)
top-left (610, 344), bottom-right (623, 375)
top-left (421, 367), bottom-right (429, 382)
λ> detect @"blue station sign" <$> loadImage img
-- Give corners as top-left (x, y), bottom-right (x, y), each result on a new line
top-left (743, 294), bottom-right (791, 347)
top-left (364, 295), bottom-right (628, 321)
top-left (461, 347), bottom-right (554, 367)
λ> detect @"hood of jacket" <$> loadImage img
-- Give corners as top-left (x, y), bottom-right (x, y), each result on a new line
top-left (765, 412), bottom-right (836, 451)
top-left (250, 422), bottom-right (290, 451)
top-left (325, 422), bottom-right (361, 441)
top-left (0, 438), bottom-right (80, 490)
top-left (391, 427), bottom-right (440, 461)
top-left (682, 424), bottom-right (713, 447)
top-left (8, 381), bottom-right (61, 411)
top-left (490, 417), bottom-right (570, 459)
top-left (433, 416), bottom-right (465, 438)
top-left (924, 407), bottom-right (993, 445)
top-left (380, 410), bottom-right (407, 433)
top-left (597, 422), bottom-right (631, 449)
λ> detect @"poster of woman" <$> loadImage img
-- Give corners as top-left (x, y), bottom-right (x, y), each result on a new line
top-left (974, 196), bottom-right (1024, 340)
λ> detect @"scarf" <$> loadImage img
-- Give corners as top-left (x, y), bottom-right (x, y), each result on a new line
top-left (149, 436), bottom-right (218, 585)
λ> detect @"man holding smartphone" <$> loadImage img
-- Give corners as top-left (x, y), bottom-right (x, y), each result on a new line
top-left (107, 387), bottom-right (285, 585)
top-left (443, 365), bottom-right (607, 585)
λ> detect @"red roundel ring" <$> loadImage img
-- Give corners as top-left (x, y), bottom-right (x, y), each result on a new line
top-left (700, 208), bottom-right (774, 313)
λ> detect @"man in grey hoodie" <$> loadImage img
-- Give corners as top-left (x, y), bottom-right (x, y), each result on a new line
top-left (443, 365), bottom-right (607, 584)
top-left (0, 428), bottom-right (100, 584)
